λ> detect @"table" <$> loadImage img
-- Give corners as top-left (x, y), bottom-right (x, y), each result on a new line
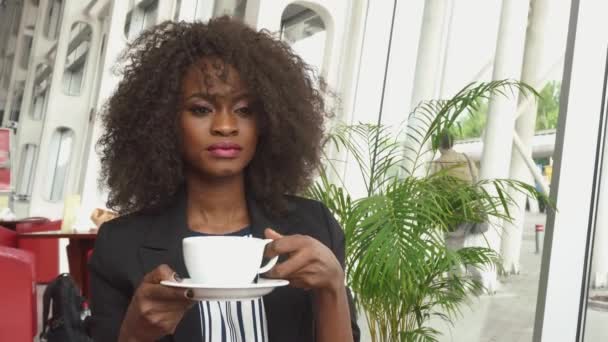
top-left (0, 217), bottom-right (48, 231)
top-left (17, 229), bottom-right (98, 297)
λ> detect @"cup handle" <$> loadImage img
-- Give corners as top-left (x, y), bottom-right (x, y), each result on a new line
top-left (258, 239), bottom-right (279, 274)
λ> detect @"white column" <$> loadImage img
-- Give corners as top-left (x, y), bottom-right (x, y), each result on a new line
top-left (409, 0), bottom-right (448, 107)
top-left (78, 0), bottom-right (130, 219)
top-left (28, 0), bottom-right (103, 218)
top-left (591, 134), bottom-right (608, 288)
top-left (474, 0), bottom-right (530, 291)
top-left (156, 0), bottom-right (176, 21)
top-left (11, 0), bottom-right (46, 217)
top-left (376, 1), bottom-right (425, 130)
top-left (177, 0), bottom-right (215, 22)
top-left (0, 1), bottom-right (20, 108)
top-left (213, 0), bottom-right (239, 17)
top-left (534, 1), bottom-right (608, 339)
top-left (1, 0), bottom-right (29, 128)
top-left (404, 0), bottom-right (448, 175)
top-left (78, 0), bottom-right (176, 218)
top-left (501, 0), bottom-right (550, 275)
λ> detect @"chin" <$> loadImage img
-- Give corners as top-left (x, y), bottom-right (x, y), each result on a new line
top-left (208, 168), bottom-right (242, 178)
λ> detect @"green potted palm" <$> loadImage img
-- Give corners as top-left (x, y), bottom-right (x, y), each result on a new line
top-left (306, 80), bottom-right (545, 341)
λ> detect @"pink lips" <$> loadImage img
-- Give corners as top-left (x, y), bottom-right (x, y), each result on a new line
top-left (207, 142), bottom-right (242, 158)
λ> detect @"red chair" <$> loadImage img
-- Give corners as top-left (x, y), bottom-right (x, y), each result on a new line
top-left (0, 246), bottom-right (37, 341)
top-left (0, 225), bottom-right (17, 247)
top-left (16, 220), bottom-right (61, 283)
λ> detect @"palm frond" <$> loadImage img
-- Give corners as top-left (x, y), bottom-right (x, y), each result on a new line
top-left (304, 80), bottom-right (545, 342)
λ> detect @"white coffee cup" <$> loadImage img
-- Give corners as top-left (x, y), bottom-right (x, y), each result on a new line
top-left (182, 236), bottom-right (279, 285)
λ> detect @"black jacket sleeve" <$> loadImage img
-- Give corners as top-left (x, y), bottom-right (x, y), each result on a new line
top-left (319, 202), bottom-right (361, 342)
top-left (88, 223), bottom-right (130, 342)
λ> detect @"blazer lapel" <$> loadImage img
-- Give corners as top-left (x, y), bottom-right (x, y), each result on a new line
top-left (138, 189), bottom-right (190, 278)
top-left (247, 196), bottom-right (292, 239)
top-left (137, 189), bottom-right (293, 278)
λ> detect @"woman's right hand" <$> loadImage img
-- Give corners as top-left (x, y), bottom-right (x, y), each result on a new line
top-left (118, 264), bottom-right (194, 342)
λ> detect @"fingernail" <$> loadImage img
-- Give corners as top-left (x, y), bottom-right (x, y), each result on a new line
top-left (173, 272), bottom-right (182, 282)
top-left (185, 289), bottom-right (194, 299)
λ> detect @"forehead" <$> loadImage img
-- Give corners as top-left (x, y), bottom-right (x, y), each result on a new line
top-left (181, 57), bottom-right (247, 96)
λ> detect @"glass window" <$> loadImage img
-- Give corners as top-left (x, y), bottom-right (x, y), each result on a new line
top-left (9, 91), bottom-right (23, 123)
top-left (280, 4), bottom-right (327, 75)
top-left (20, 35), bottom-right (33, 69)
top-left (45, 127), bottom-right (74, 202)
top-left (583, 47), bottom-right (608, 341)
top-left (141, 0), bottom-right (159, 31)
top-left (1, 55), bottom-right (13, 90)
top-left (31, 64), bottom-right (51, 120)
top-left (31, 92), bottom-right (46, 120)
top-left (16, 144), bottom-right (38, 200)
top-left (124, 0), bottom-right (159, 40)
top-left (173, 0), bottom-right (182, 21)
top-left (214, 0), bottom-right (247, 19)
top-left (124, 10), bottom-right (133, 38)
top-left (12, 1), bottom-right (24, 35)
top-left (62, 22), bottom-right (92, 96)
top-left (44, 0), bottom-right (64, 40)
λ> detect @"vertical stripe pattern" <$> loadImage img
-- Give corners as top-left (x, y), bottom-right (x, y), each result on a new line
top-left (196, 298), bottom-right (267, 342)
top-left (187, 229), bottom-right (268, 341)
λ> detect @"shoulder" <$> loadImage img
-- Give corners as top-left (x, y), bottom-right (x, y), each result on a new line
top-left (95, 211), bottom-right (154, 247)
top-left (281, 194), bottom-right (344, 251)
top-left (283, 194), bottom-right (335, 225)
top-left (284, 194), bottom-right (328, 212)
top-left (456, 152), bottom-right (469, 161)
top-left (90, 211), bottom-right (159, 272)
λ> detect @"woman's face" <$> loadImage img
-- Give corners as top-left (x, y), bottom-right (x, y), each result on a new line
top-left (179, 58), bottom-right (258, 180)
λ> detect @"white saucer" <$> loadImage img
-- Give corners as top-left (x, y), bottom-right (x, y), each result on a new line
top-left (160, 278), bottom-right (289, 301)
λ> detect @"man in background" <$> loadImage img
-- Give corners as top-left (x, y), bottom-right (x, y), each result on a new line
top-left (432, 132), bottom-right (479, 182)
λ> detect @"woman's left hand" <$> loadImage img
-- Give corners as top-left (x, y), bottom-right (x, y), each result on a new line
top-left (263, 228), bottom-right (344, 293)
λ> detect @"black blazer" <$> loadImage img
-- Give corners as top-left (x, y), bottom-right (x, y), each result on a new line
top-left (88, 191), bottom-right (360, 342)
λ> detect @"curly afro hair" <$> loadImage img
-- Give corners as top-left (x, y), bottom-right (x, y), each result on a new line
top-left (98, 17), bottom-right (329, 216)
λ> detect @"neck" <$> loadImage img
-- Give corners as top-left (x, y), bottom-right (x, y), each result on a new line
top-left (184, 170), bottom-right (249, 234)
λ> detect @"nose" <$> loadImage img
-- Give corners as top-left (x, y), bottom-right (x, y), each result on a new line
top-left (210, 110), bottom-right (238, 136)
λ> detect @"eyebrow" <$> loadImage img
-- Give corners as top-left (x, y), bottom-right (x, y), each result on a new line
top-left (185, 91), bottom-right (252, 102)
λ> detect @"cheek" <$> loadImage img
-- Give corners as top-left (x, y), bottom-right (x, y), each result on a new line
top-left (181, 116), bottom-right (205, 141)
top-left (245, 129), bottom-right (259, 154)
top-left (179, 117), bottom-right (205, 156)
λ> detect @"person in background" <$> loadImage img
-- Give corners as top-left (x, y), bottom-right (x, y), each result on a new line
top-left (90, 208), bottom-right (117, 228)
top-left (431, 131), bottom-right (479, 183)
top-left (89, 17), bottom-right (358, 342)
top-left (432, 131), bottom-right (486, 276)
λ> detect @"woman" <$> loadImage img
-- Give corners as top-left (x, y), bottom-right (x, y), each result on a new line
top-left (89, 17), bottom-right (359, 342)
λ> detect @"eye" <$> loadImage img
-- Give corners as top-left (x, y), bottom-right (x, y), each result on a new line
top-left (235, 106), bottom-right (253, 116)
top-left (189, 105), bottom-right (212, 116)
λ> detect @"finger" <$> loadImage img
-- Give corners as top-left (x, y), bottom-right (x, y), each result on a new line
top-left (140, 283), bottom-right (192, 302)
top-left (265, 234), bottom-right (311, 259)
top-left (266, 250), bottom-right (312, 279)
top-left (142, 264), bottom-right (178, 284)
top-left (264, 228), bottom-right (283, 240)
top-left (141, 296), bottom-right (193, 315)
top-left (288, 278), bottom-right (313, 290)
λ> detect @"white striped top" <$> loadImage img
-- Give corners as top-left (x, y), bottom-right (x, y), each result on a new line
top-left (187, 227), bottom-right (269, 342)
top-left (195, 299), bottom-right (268, 342)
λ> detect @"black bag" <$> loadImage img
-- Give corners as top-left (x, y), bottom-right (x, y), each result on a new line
top-left (40, 273), bottom-right (92, 342)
